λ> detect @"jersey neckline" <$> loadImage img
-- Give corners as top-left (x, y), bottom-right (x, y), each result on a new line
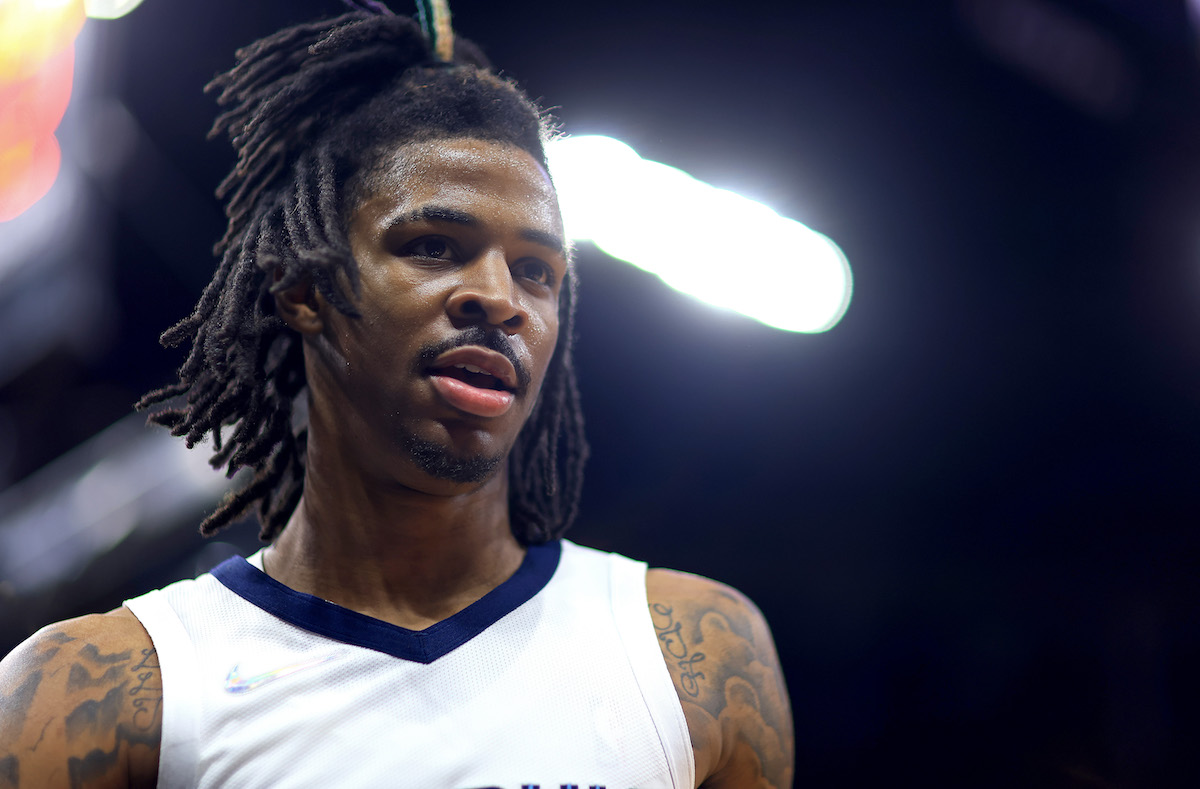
top-left (210, 541), bottom-right (562, 664)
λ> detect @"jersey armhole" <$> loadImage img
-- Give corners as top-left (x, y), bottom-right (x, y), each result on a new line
top-left (125, 589), bottom-right (201, 789)
top-left (607, 554), bottom-right (697, 789)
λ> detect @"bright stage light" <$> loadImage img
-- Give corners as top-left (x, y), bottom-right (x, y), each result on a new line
top-left (546, 135), bottom-right (852, 333)
top-left (83, 0), bottom-right (145, 19)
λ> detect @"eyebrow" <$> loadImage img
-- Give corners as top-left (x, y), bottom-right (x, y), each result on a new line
top-left (391, 205), bottom-right (565, 256)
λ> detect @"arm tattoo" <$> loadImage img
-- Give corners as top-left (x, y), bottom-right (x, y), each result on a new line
top-left (1, 631), bottom-right (162, 789)
top-left (1, 657), bottom-right (46, 789)
top-left (64, 647), bottom-right (162, 787)
top-left (78, 646), bottom-right (132, 666)
top-left (650, 604), bottom-right (707, 697)
top-left (65, 683), bottom-right (129, 742)
top-left (0, 671), bottom-right (43, 743)
top-left (66, 665), bottom-right (125, 693)
top-left (651, 593), bottom-right (793, 789)
top-left (29, 720), bottom-right (51, 753)
top-left (128, 650), bottom-right (163, 732)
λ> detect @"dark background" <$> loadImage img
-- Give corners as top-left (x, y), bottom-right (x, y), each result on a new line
top-left (2, 0), bottom-right (1199, 786)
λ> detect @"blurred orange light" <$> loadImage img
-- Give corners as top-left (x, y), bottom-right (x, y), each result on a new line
top-left (0, 0), bottom-right (84, 222)
top-left (0, 133), bottom-right (60, 222)
top-left (0, 44), bottom-right (75, 150)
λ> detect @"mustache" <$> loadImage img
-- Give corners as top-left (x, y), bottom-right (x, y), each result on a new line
top-left (417, 326), bottom-right (532, 390)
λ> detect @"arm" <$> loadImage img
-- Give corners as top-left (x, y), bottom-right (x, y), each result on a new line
top-left (0, 608), bottom-right (161, 789)
top-left (646, 569), bottom-right (794, 789)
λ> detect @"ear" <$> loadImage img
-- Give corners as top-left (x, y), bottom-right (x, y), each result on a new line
top-left (273, 269), bottom-right (324, 335)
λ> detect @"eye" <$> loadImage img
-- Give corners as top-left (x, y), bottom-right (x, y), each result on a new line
top-left (402, 237), bottom-right (456, 261)
top-left (513, 258), bottom-right (556, 288)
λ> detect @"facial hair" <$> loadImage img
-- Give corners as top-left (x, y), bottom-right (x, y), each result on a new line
top-left (401, 432), bottom-right (504, 483)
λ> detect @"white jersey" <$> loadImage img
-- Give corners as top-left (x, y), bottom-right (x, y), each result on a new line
top-left (124, 540), bottom-right (695, 789)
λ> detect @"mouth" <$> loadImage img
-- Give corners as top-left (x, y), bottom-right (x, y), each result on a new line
top-left (426, 348), bottom-right (520, 418)
top-left (430, 362), bottom-right (513, 392)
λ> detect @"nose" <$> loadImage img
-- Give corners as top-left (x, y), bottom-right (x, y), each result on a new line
top-left (446, 251), bottom-right (527, 332)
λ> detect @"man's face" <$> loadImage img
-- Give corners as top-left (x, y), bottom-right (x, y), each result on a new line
top-left (305, 137), bottom-right (567, 494)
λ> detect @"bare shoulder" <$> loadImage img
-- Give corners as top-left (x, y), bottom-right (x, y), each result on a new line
top-left (0, 608), bottom-right (161, 789)
top-left (646, 569), bottom-right (794, 789)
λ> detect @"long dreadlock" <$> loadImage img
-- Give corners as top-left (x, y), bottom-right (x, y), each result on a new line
top-left (137, 10), bottom-right (587, 545)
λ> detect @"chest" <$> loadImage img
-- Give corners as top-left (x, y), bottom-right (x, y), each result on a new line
top-left (198, 600), bottom-right (668, 787)
top-left (138, 545), bottom-right (694, 789)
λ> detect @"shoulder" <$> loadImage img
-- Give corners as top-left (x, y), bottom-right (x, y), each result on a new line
top-left (0, 607), bottom-right (161, 789)
top-left (645, 568), bottom-right (794, 789)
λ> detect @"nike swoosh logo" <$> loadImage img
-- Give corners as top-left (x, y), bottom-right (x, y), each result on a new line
top-left (224, 655), bottom-right (335, 693)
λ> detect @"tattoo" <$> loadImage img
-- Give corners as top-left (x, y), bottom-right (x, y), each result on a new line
top-left (64, 683), bottom-right (128, 742)
top-left (0, 667), bottom-right (45, 789)
top-left (128, 650), bottom-right (162, 731)
top-left (677, 653), bottom-right (707, 698)
top-left (68, 740), bottom-right (121, 789)
top-left (28, 648), bottom-right (59, 669)
top-left (66, 722), bottom-right (160, 789)
top-left (0, 671), bottom-right (42, 744)
top-left (77, 645), bottom-right (131, 666)
top-left (28, 720), bottom-right (51, 752)
top-left (649, 604), bottom-right (706, 697)
top-left (650, 590), bottom-right (793, 789)
top-left (65, 665), bottom-right (124, 693)
top-left (1, 626), bottom-right (164, 789)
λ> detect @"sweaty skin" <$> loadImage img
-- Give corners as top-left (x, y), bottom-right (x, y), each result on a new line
top-left (0, 138), bottom-right (795, 788)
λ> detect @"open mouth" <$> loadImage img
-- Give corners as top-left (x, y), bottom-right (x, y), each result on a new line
top-left (425, 351), bottom-right (520, 418)
top-left (430, 363), bottom-right (512, 392)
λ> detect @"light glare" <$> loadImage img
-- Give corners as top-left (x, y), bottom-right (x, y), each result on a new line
top-left (546, 135), bottom-right (852, 332)
top-left (84, 0), bottom-right (146, 19)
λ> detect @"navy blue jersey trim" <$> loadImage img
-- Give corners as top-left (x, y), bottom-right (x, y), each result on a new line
top-left (210, 541), bottom-right (562, 664)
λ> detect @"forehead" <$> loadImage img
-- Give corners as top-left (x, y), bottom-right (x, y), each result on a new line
top-left (353, 138), bottom-right (563, 238)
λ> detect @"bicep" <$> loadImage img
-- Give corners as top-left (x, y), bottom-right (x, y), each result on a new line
top-left (0, 613), bottom-right (161, 789)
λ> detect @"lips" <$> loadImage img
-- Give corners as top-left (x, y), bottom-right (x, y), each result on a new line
top-left (427, 347), bottom-right (519, 418)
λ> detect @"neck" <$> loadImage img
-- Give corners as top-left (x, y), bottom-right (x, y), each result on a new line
top-left (264, 448), bottom-right (527, 631)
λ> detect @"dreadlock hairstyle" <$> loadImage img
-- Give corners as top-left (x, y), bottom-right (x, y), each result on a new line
top-left (137, 8), bottom-right (587, 545)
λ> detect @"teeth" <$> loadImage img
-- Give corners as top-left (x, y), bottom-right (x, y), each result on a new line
top-left (455, 363), bottom-right (489, 375)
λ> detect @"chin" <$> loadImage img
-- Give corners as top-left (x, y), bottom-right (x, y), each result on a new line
top-left (402, 433), bottom-right (505, 485)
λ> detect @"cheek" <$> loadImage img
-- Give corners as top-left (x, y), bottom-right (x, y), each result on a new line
top-left (525, 308), bottom-right (561, 380)
top-left (352, 271), bottom-right (443, 336)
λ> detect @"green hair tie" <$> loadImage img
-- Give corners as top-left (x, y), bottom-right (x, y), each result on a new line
top-left (413, 0), bottom-right (455, 61)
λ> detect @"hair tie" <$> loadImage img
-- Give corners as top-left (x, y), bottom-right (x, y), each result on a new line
top-left (413, 0), bottom-right (455, 62)
top-left (339, 0), bottom-right (454, 62)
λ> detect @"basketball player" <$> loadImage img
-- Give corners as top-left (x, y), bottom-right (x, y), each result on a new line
top-left (0, 7), bottom-right (793, 787)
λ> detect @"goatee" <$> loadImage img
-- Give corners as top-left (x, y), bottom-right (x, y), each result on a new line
top-left (402, 433), bottom-right (503, 483)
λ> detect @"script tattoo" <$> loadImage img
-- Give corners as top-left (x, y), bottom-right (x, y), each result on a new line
top-left (128, 650), bottom-right (162, 731)
top-left (650, 604), bottom-right (707, 697)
